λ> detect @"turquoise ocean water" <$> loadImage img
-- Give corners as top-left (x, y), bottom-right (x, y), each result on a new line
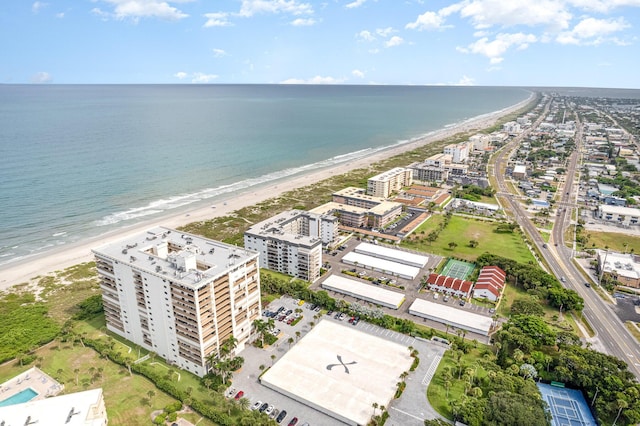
top-left (0, 84), bottom-right (530, 265)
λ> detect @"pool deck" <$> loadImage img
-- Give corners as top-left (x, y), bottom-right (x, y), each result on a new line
top-left (0, 367), bottom-right (63, 404)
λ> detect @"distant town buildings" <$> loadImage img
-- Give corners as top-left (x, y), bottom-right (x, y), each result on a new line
top-left (93, 227), bottom-right (261, 377)
top-left (244, 210), bottom-right (335, 282)
top-left (366, 167), bottom-right (413, 198)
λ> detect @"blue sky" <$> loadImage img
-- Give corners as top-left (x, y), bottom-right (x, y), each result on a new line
top-left (2, 0), bottom-right (640, 87)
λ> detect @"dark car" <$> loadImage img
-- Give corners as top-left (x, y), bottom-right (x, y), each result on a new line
top-left (288, 418), bottom-right (299, 426)
top-left (276, 410), bottom-right (287, 423)
top-left (584, 282), bottom-right (591, 287)
top-left (459, 300), bottom-right (466, 306)
top-left (259, 402), bottom-right (269, 412)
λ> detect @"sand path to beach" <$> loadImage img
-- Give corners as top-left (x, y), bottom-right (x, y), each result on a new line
top-left (0, 93), bottom-right (534, 291)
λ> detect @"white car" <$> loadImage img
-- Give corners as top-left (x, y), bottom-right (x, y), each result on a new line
top-left (251, 401), bottom-right (262, 411)
top-left (265, 405), bottom-right (275, 416)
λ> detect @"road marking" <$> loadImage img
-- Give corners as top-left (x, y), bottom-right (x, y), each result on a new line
top-left (390, 407), bottom-right (424, 421)
top-left (421, 354), bottom-right (442, 386)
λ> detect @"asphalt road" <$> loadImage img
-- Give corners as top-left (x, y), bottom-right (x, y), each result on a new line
top-left (491, 97), bottom-right (640, 380)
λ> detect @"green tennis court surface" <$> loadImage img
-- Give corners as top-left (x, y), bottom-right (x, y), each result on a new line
top-left (440, 258), bottom-right (475, 280)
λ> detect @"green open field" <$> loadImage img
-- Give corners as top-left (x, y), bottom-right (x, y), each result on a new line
top-left (581, 230), bottom-right (640, 253)
top-left (403, 215), bottom-right (535, 264)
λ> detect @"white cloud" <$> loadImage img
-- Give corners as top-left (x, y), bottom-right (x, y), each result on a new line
top-left (280, 75), bottom-right (347, 84)
top-left (31, 71), bottom-right (52, 83)
top-left (55, 12), bottom-right (65, 18)
top-left (291, 17), bottom-right (316, 26)
top-left (405, 11), bottom-right (447, 31)
top-left (556, 17), bottom-right (629, 45)
top-left (212, 48), bottom-right (228, 57)
top-left (369, 48), bottom-right (380, 54)
top-left (174, 71), bottom-right (188, 79)
top-left (238, 0), bottom-right (313, 17)
top-left (92, 0), bottom-right (189, 21)
top-left (192, 73), bottom-right (219, 83)
top-left (457, 32), bottom-right (537, 63)
top-left (458, 0), bottom-right (572, 31)
top-left (352, 69), bottom-right (365, 78)
top-left (385, 36), bottom-right (404, 47)
top-left (376, 27), bottom-right (395, 37)
top-left (356, 30), bottom-right (376, 42)
top-left (456, 75), bottom-right (475, 85)
top-left (346, 0), bottom-right (366, 8)
top-left (566, 0), bottom-right (640, 13)
top-left (203, 12), bottom-right (232, 27)
top-left (32, 1), bottom-right (48, 13)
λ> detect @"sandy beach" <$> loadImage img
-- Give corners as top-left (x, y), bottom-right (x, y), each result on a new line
top-left (0, 93), bottom-right (534, 291)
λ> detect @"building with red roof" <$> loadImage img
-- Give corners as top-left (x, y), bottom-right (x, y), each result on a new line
top-left (426, 273), bottom-right (473, 298)
top-left (473, 266), bottom-right (506, 302)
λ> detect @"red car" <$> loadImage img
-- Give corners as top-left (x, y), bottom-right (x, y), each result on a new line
top-left (234, 391), bottom-right (244, 400)
top-left (288, 418), bottom-right (298, 426)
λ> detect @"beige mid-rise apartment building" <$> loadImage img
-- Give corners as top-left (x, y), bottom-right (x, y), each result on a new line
top-left (92, 227), bottom-right (260, 377)
top-left (366, 167), bottom-right (413, 198)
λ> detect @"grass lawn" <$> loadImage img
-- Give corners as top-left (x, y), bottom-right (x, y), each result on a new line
top-left (427, 347), bottom-right (489, 419)
top-left (580, 230), bottom-right (640, 253)
top-left (498, 284), bottom-right (578, 336)
top-left (403, 215), bottom-right (535, 264)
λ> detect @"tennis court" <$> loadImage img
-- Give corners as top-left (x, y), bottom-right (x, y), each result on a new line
top-left (538, 383), bottom-right (597, 426)
top-left (440, 258), bottom-right (475, 280)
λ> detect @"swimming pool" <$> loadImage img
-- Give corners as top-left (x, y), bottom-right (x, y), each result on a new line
top-left (0, 388), bottom-right (38, 407)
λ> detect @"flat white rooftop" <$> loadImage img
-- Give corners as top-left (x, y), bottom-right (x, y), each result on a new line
top-left (0, 388), bottom-right (106, 425)
top-left (342, 251), bottom-right (421, 280)
top-left (409, 298), bottom-right (492, 336)
top-left (261, 320), bottom-right (412, 426)
top-left (322, 275), bottom-right (405, 309)
top-left (354, 242), bottom-right (428, 268)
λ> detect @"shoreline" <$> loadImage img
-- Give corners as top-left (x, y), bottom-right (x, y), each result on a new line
top-left (0, 92), bottom-right (535, 291)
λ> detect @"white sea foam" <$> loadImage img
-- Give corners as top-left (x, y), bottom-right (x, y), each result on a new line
top-left (94, 143), bottom-right (401, 227)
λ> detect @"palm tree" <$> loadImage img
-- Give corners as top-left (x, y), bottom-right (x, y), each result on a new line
top-left (288, 337), bottom-right (294, 348)
top-left (238, 397), bottom-right (251, 411)
top-left (253, 319), bottom-right (268, 347)
top-left (271, 354), bottom-right (276, 366)
top-left (612, 399), bottom-right (628, 425)
top-left (147, 389), bottom-right (155, 401)
top-left (444, 379), bottom-right (452, 398)
top-left (295, 331), bottom-right (301, 342)
top-left (372, 402), bottom-right (378, 416)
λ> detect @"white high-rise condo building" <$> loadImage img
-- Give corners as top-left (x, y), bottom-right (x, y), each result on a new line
top-left (92, 227), bottom-right (260, 377)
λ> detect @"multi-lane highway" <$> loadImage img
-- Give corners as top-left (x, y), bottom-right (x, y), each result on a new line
top-left (491, 95), bottom-right (640, 380)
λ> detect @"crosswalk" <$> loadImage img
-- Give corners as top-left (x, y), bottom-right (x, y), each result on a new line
top-left (421, 354), bottom-right (442, 386)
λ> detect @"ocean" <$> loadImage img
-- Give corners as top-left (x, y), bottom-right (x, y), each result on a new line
top-left (0, 84), bottom-right (530, 266)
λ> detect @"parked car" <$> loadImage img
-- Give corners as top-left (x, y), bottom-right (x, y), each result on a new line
top-left (433, 293), bottom-right (439, 300)
top-left (352, 317), bottom-right (360, 326)
top-left (584, 282), bottom-right (591, 287)
top-left (234, 390), bottom-right (244, 400)
top-left (265, 405), bottom-right (275, 416)
top-left (443, 295), bottom-right (450, 302)
top-left (259, 402), bottom-right (269, 413)
top-left (338, 313), bottom-right (346, 321)
top-left (225, 387), bottom-right (236, 398)
top-left (276, 410), bottom-right (287, 423)
top-left (459, 300), bottom-right (466, 306)
top-left (288, 417), bottom-right (299, 426)
top-left (251, 401), bottom-right (262, 411)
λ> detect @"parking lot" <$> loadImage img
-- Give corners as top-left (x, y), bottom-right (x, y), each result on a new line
top-left (228, 295), bottom-right (447, 425)
top-left (315, 238), bottom-right (496, 343)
